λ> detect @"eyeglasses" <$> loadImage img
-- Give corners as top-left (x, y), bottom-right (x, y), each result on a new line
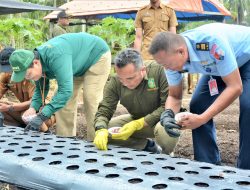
top-left (0, 59), bottom-right (9, 65)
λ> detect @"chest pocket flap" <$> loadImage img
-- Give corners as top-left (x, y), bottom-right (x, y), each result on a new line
top-left (161, 14), bottom-right (169, 21)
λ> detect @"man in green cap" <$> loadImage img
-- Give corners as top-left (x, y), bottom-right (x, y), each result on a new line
top-left (0, 47), bottom-right (55, 131)
top-left (9, 32), bottom-right (111, 141)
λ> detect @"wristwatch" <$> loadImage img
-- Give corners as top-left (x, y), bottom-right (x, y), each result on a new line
top-left (8, 104), bottom-right (14, 112)
top-left (95, 125), bottom-right (106, 131)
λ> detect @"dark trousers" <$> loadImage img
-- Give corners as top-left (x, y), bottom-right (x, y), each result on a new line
top-left (190, 60), bottom-right (250, 169)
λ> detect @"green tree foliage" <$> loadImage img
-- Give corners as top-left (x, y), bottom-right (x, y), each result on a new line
top-left (0, 0), bottom-right (82, 50)
top-left (221, 0), bottom-right (250, 25)
top-left (0, 18), bottom-right (47, 49)
top-left (88, 17), bottom-right (135, 57)
top-left (23, 0), bottom-right (53, 7)
top-left (177, 21), bottom-right (214, 33)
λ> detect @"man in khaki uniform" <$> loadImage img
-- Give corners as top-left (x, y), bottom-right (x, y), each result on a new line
top-left (0, 47), bottom-right (55, 131)
top-left (93, 49), bottom-right (179, 154)
top-left (134, 0), bottom-right (178, 61)
top-left (51, 11), bottom-right (70, 38)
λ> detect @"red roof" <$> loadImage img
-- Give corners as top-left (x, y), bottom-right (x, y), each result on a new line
top-left (44, 0), bottom-right (231, 20)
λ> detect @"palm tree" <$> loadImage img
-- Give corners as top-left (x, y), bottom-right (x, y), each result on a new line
top-left (221, 0), bottom-right (250, 25)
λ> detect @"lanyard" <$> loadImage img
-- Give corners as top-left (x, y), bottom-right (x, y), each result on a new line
top-left (39, 73), bottom-right (46, 107)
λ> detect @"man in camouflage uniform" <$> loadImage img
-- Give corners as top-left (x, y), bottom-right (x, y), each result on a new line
top-left (0, 47), bottom-right (55, 131)
top-left (51, 11), bottom-right (70, 38)
top-left (134, 0), bottom-right (178, 61)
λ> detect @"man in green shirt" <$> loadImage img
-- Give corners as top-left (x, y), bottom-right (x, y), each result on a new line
top-left (93, 48), bottom-right (178, 154)
top-left (51, 11), bottom-right (70, 38)
top-left (9, 33), bottom-right (111, 141)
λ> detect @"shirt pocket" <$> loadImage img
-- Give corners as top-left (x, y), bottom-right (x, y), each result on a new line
top-left (160, 14), bottom-right (169, 30)
top-left (142, 16), bottom-right (153, 31)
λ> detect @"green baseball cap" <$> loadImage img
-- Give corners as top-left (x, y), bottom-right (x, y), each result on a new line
top-left (9, 49), bottom-right (34, 82)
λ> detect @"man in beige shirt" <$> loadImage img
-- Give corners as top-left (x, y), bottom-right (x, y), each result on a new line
top-left (134, 0), bottom-right (178, 61)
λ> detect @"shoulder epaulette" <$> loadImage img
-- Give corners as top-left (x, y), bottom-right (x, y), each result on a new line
top-left (162, 3), bottom-right (174, 10)
top-left (138, 5), bottom-right (149, 11)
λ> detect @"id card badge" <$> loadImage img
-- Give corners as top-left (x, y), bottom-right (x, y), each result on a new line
top-left (208, 76), bottom-right (219, 96)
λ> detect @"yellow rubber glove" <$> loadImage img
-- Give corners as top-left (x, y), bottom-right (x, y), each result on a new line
top-left (93, 129), bottom-right (109, 150)
top-left (112, 118), bottom-right (144, 140)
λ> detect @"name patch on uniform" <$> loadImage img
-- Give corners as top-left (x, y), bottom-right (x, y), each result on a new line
top-left (148, 78), bottom-right (156, 89)
top-left (201, 61), bottom-right (208, 65)
top-left (12, 66), bottom-right (20, 72)
top-left (196, 42), bottom-right (209, 51)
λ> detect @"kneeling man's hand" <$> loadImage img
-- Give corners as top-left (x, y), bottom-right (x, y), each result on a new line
top-left (93, 129), bottom-right (109, 150)
top-left (112, 118), bottom-right (144, 140)
top-left (24, 113), bottom-right (48, 132)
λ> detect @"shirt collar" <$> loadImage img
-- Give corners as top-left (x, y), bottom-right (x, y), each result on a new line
top-left (148, 2), bottom-right (164, 9)
top-left (58, 23), bottom-right (67, 30)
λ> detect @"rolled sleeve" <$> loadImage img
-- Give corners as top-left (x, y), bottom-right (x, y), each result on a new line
top-left (168, 8), bottom-right (178, 27)
top-left (166, 69), bottom-right (183, 86)
top-left (134, 10), bottom-right (143, 28)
